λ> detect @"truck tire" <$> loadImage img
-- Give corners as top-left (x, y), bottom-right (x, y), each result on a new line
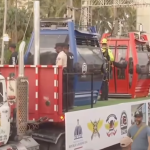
top-left (49, 135), bottom-right (65, 150)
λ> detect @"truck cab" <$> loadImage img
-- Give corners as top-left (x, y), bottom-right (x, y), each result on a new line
top-left (25, 18), bottom-right (104, 106)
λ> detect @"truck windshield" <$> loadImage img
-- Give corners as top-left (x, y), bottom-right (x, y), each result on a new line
top-left (77, 46), bottom-right (103, 64)
top-left (137, 52), bottom-right (150, 79)
top-left (30, 34), bottom-right (68, 54)
top-left (27, 34), bottom-right (68, 65)
top-left (75, 36), bottom-right (103, 81)
top-left (76, 36), bottom-right (103, 64)
top-left (137, 52), bottom-right (149, 66)
top-left (136, 43), bottom-right (147, 51)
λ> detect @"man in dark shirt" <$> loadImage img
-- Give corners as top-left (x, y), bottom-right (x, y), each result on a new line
top-left (9, 44), bottom-right (18, 65)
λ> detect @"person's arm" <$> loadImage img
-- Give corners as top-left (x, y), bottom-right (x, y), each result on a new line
top-left (64, 53), bottom-right (67, 68)
top-left (147, 127), bottom-right (150, 150)
top-left (127, 126), bottom-right (131, 137)
top-left (56, 57), bottom-right (63, 66)
top-left (108, 49), bottom-right (114, 62)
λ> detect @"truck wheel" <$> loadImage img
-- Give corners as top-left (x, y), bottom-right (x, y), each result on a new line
top-left (49, 135), bottom-right (65, 150)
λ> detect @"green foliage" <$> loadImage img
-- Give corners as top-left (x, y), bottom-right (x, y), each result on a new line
top-left (0, 0), bottom-right (136, 61)
top-left (4, 49), bottom-right (11, 64)
top-left (93, 7), bottom-right (136, 34)
top-left (4, 37), bottom-right (31, 64)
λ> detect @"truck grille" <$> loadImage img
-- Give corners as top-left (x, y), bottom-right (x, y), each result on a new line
top-left (16, 77), bottom-right (28, 136)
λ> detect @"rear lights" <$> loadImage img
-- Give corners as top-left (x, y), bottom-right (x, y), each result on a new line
top-left (60, 115), bottom-right (65, 121)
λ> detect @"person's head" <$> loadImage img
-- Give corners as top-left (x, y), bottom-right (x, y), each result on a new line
top-left (120, 136), bottom-right (133, 150)
top-left (9, 44), bottom-right (16, 53)
top-left (55, 43), bottom-right (63, 53)
top-left (134, 111), bottom-right (143, 125)
top-left (101, 38), bottom-right (108, 49)
top-left (62, 43), bottom-right (69, 53)
top-left (77, 119), bottom-right (79, 125)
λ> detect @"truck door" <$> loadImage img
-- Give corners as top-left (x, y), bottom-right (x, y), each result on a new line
top-left (74, 36), bottom-right (104, 106)
top-left (0, 79), bottom-right (10, 144)
top-left (114, 44), bottom-right (129, 93)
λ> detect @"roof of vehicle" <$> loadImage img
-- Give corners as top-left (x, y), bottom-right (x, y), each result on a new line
top-left (40, 18), bottom-right (99, 37)
top-left (40, 28), bottom-right (99, 37)
top-left (75, 30), bottom-right (99, 36)
top-left (40, 18), bottom-right (72, 23)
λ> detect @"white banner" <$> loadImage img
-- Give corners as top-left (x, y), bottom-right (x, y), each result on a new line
top-left (65, 99), bottom-right (150, 150)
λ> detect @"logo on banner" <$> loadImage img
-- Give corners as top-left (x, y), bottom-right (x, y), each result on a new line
top-left (105, 114), bottom-right (118, 137)
top-left (68, 119), bottom-right (87, 149)
top-left (87, 119), bottom-right (103, 140)
top-left (120, 111), bottom-right (128, 135)
top-left (74, 119), bottom-right (83, 140)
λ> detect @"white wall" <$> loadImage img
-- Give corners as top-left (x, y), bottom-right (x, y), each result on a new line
top-left (136, 5), bottom-right (150, 39)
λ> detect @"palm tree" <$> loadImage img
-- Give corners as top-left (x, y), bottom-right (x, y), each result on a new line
top-left (92, 7), bottom-right (136, 34)
top-left (26, 0), bottom-right (67, 18)
top-left (0, 7), bottom-right (32, 42)
top-left (125, 8), bottom-right (136, 31)
top-left (0, 0), bottom-right (136, 40)
top-left (93, 7), bottom-right (113, 34)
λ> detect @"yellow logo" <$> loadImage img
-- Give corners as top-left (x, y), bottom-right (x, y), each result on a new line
top-left (105, 114), bottom-right (118, 137)
top-left (87, 119), bottom-right (103, 140)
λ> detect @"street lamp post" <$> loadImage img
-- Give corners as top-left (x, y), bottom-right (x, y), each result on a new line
top-left (15, 0), bottom-right (18, 43)
top-left (1, 0), bottom-right (8, 64)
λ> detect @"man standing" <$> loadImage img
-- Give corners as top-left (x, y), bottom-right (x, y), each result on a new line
top-left (55, 43), bottom-right (67, 110)
top-left (127, 111), bottom-right (150, 150)
top-left (62, 43), bottom-right (74, 109)
top-left (100, 38), bottom-right (114, 101)
top-left (55, 43), bottom-right (67, 68)
top-left (120, 136), bottom-right (133, 150)
top-left (9, 44), bottom-right (18, 65)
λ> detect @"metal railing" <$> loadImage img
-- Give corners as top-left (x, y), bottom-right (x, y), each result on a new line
top-left (63, 72), bottom-right (95, 112)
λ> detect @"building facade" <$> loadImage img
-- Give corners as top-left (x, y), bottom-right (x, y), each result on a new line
top-left (136, 0), bottom-right (150, 39)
